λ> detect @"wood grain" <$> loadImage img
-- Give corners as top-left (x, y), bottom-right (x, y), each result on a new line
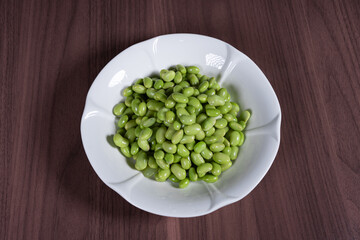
top-left (1, 0), bottom-right (359, 239)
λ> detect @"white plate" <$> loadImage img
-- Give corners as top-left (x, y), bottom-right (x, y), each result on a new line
top-left (80, 34), bottom-right (281, 217)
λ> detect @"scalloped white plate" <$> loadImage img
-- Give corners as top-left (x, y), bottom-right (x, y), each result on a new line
top-left (80, 34), bottom-right (281, 217)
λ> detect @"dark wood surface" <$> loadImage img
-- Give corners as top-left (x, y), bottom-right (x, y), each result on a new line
top-left (1, 0), bottom-right (359, 239)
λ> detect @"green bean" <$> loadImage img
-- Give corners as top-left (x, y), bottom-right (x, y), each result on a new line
top-left (189, 167), bottom-right (198, 181)
top-left (211, 162), bottom-right (222, 176)
top-left (179, 178), bottom-right (190, 188)
top-left (197, 163), bottom-right (213, 177)
top-left (113, 133), bottom-right (129, 147)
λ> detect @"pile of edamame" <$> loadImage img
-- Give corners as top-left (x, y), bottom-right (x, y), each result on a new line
top-left (112, 65), bottom-right (251, 188)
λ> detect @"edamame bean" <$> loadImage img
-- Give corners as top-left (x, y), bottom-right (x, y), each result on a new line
top-left (201, 117), bottom-right (216, 131)
top-left (184, 123), bottom-right (201, 135)
top-left (199, 81), bottom-right (209, 92)
top-left (173, 121), bottom-right (181, 130)
top-left (165, 111), bottom-right (175, 123)
top-left (223, 146), bottom-right (232, 156)
top-left (163, 82), bottom-right (174, 89)
top-left (186, 142), bottom-right (195, 151)
top-left (154, 79), bottom-right (164, 89)
top-left (135, 151), bottom-right (147, 170)
top-left (186, 66), bottom-right (200, 74)
top-left (139, 128), bottom-right (152, 140)
top-left (196, 113), bottom-right (208, 124)
top-left (179, 178), bottom-right (190, 188)
top-left (169, 174), bottom-right (179, 182)
top-left (204, 135), bottom-right (223, 145)
top-left (201, 174), bottom-right (218, 183)
top-left (191, 152), bottom-right (205, 166)
top-left (155, 168), bottom-right (171, 181)
top-left (132, 84), bottom-right (146, 94)
top-left (223, 113), bottom-right (237, 122)
top-left (165, 126), bottom-right (176, 140)
top-left (130, 142), bottom-right (139, 155)
top-left (181, 157), bottom-right (192, 170)
top-left (120, 146), bottom-right (132, 158)
top-left (207, 95), bottom-right (225, 106)
top-left (173, 154), bottom-right (182, 163)
top-left (188, 74), bottom-right (199, 85)
top-left (113, 133), bottom-right (129, 147)
top-left (186, 105), bottom-right (196, 114)
top-left (194, 141), bottom-right (206, 153)
top-left (229, 121), bottom-right (244, 131)
top-left (164, 153), bottom-right (174, 164)
top-left (170, 163), bottom-right (186, 180)
top-left (179, 115), bottom-right (196, 125)
top-left (113, 103), bottom-right (126, 116)
top-left (206, 107), bottom-right (221, 117)
top-left (195, 130), bottom-right (205, 140)
top-left (143, 77), bottom-right (153, 88)
top-left (189, 167), bottom-right (198, 181)
top-left (210, 143), bottom-right (225, 152)
top-left (176, 64), bottom-right (186, 75)
top-left (221, 161), bottom-right (232, 171)
top-left (215, 118), bottom-right (228, 129)
top-left (177, 144), bottom-right (190, 157)
top-left (125, 128), bottom-right (136, 142)
top-left (123, 87), bottom-right (133, 97)
top-left (172, 130), bottom-right (184, 144)
top-left (180, 135), bottom-right (195, 144)
top-left (165, 98), bottom-right (176, 108)
top-left (197, 94), bottom-right (208, 103)
top-left (155, 126), bottom-right (166, 143)
top-left (211, 163), bottom-right (222, 176)
top-left (213, 152), bottom-right (230, 164)
top-left (138, 139), bottom-right (150, 151)
top-left (205, 127), bottom-right (216, 137)
top-left (183, 87), bottom-right (194, 97)
top-left (229, 131), bottom-right (241, 146)
top-left (172, 93), bottom-right (188, 103)
top-left (174, 71), bottom-right (183, 84)
top-left (148, 156), bottom-right (158, 169)
top-left (154, 150), bottom-right (165, 160)
top-left (142, 117), bottom-right (156, 128)
top-left (200, 147), bottom-right (213, 160)
top-left (117, 115), bottom-right (128, 128)
top-left (197, 163), bottom-right (213, 177)
top-left (162, 141), bottom-right (177, 154)
top-left (160, 69), bottom-right (175, 82)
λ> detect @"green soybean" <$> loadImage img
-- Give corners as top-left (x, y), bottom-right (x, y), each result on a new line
top-left (210, 143), bottom-right (225, 152)
top-left (170, 163), bottom-right (186, 180)
top-left (201, 174), bottom-right (218, 183)
top-left (162, 141), bottom-right (177, 154)
top-left (197, 163), bottom-right (213, 177)
top-left (172, 130), bottom-right (184, 144)
top-left (179, 178), bottom-right (190, 188)
top-left (189, 167), bottom-right (198, 181)
top-left (213, 152), bottom-right (230, 164)
top-left (184, 123), bottom-right (201, 135)
top-left (211, 163), bottom-right (222, 176)
top-left (113, 133), bottom-right (129, 147)
top-left (113, 103), bottom-right (126, 116)
top-left (180, 135), bottom-right (195, 144)
top-left (177, 144), bottom-right (190, 157)
top-left (181, 157), bottom-right (192, 170)
top-left (200, 147), bottom-right (213, 160)
top-left (191, 152), bottom-right (205, 166)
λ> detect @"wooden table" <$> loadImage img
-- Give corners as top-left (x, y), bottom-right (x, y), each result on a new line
top-left (1, 0), bottom-right (359, 239)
